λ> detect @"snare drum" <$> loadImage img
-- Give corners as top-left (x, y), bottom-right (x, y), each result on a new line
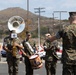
top-left (29, 54), bottom-right (43, 69)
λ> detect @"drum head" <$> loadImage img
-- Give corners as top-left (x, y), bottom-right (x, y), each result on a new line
top-left (29, 55), bottom-right (38, 59)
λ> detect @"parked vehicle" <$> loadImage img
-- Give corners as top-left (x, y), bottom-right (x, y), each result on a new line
top-left (19, 50), bottom-right (23, 61)
top-left (1, 50), bottom-right (6, 57)
top-left (56, 45), bottom-right (63, 59)
top-left (37, 46), bottom-right (46, 59)
top-left (1, 49), bottom-right (23, 60)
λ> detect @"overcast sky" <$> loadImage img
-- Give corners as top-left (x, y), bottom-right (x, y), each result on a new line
top-left (0, 0), bottom-right (76, 19)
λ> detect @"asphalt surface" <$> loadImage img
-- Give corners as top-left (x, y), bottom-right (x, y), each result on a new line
top-left (0, 57), bottom-right (62, 75)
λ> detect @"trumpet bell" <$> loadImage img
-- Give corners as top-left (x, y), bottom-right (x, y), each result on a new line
top-left (8, 16), bottom-right (25, 33)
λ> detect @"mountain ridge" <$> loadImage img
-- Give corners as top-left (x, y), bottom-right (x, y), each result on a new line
top-left (0, 7), bottom-right (69, 39)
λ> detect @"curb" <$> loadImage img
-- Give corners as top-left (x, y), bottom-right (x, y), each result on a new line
top-left (0, 61), bottom-right (23, 64)
top-left (0, 61), bottom-right (7, 63)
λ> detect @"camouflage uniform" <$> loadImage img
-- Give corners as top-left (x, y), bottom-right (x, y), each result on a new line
top-left (43, 41), bottom-right (59, 75)
top-left (56, 24), bottom-right (76, 75)
top-left (22, 40), bottom-right (34, 75)
top-left (3, 36), bottom-right (21, 75)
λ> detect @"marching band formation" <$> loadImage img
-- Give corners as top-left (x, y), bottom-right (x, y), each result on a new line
top-left (2, 12), bottom-right (76, 75)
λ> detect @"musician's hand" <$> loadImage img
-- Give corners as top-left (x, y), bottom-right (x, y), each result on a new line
top-left (13, 42), bottom-right (24, 49)
top-left (23, 53), bottom-right (26, 56)
top-left (13, 42), bottom-right (18, 46)
top-left (28, 56), bottom-right (30, 58)
top-left (20, 49), bottom-right (27, 56)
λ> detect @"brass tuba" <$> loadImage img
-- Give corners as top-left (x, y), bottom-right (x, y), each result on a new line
top-left (8, 16), bottom-right (25, 57)
top-left (8, 16), bottom-right (25, 33)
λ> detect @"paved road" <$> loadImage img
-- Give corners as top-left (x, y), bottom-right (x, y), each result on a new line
top-left (0, 57), bottom-right (62, 75)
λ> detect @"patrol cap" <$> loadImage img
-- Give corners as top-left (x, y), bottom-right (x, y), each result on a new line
top-left (10, 30), bottom-right (16, 33)
top-left (26, 31), bottom-right (31, 36)
top-left (45, 33), bottom-right (51, 37)
top-left (69, 12), bottom-right (76, 17)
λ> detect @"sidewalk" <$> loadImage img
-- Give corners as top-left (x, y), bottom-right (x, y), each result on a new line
top-left (0, 57), bottom-right (7, 63)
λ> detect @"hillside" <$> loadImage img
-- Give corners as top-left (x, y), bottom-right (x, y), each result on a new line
top-left (0, 7), bottom-right (69, 39)
top-left (0, 7), bottom-right (50, 30)
top-left (0, 7), bottom-right (39, 20)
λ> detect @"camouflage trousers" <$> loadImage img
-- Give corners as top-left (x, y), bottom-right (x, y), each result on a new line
top-left (45, 61), bottom-right (57, 75)
top-left (7, 57), bottom-right (19, 75)
top-left (24, 56), bottom-right (33, 75)
top-left (62, 64), bottom-right (76, 75)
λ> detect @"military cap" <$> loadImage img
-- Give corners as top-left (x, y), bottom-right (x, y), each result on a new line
top-left (45, 33), bottom-right (51, 37)
top-left (10, 30), bottom-right (16, 33)
top-left (69, 12), bottom-right (76, 16)
top-left (26, 31), bottom-right (31, 36)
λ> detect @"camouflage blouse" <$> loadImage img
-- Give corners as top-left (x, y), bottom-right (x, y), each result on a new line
top-left (56, 24), bottom-right (76, 65)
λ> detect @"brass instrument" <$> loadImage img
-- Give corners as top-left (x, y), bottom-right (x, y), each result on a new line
top-left (12, 39), bottom-right (18, 57)
top-left (12, 46), bottom-right (17, 57)
top-left (8, 16), bottom-right (25, 33)
top-left (8, 16), bottom-right (25, 57)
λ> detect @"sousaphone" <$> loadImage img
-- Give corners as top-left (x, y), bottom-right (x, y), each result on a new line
top-left (7, 16), bottom-right (25, 57)
top-left (8, 16), bottom-right (25, 33)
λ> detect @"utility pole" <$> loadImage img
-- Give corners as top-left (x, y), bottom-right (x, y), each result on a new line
top-left (54, 11), bottom-right (67, 30)
top-left (26, 0), bottom-right (29, 32)
top-left (52, 13), bottom-right (58, 34)
top-left (34, 7), bottom-right (45, 46)
top-left (52, 13), bottom-right (55, 33)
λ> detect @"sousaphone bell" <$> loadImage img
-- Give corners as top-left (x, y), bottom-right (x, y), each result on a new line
top-left (8, 16), bottom-right (25, 33)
